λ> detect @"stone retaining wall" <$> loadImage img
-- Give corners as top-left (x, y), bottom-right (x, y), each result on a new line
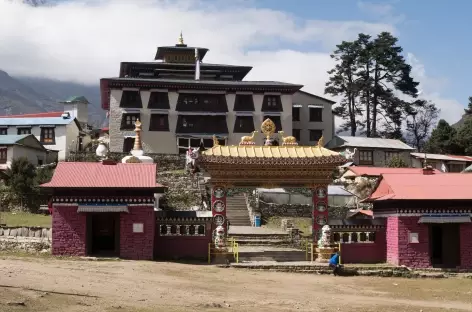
top-left (159, 171), bottom-right (204, 210)
top-left (0, 236), bottom-right (51, 253)
top-left (0, 227), bottom-right (51, 239)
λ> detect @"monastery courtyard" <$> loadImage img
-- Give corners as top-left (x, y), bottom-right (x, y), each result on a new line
top-left (0, 256), bottom-right (471, 312)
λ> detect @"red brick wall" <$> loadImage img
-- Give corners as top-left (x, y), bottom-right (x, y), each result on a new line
top-left (386, 216), bottom-right (399, 265)
top-left (339, 230), bottom-right (386, 264)
top-left (52, 205), bottom-right (86, 256)
top-left (154, 222), bottom-right (212, 260)
top-left (388, 216), bottom-right (430, 268)
top-left (460, 223), bottom-right (472, 269)
top-left (119, 206), bottom-right (155, 260)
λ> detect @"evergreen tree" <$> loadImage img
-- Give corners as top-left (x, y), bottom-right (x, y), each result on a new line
top-left (464, 96), bottom-right (472, 115)
top-left (423, 120), bottom-right (461, 154)
top-left (386, 155), bottom-right (409, 168)
top-left (455, 118), bottom-right (472, 155)
top-left (326, 32), bottom-right (419, 137)
top-left (325, 40), bottom-right (363, 136)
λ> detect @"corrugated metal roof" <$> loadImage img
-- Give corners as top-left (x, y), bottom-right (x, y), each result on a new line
top-left (369, 173), bottom-right (472, 200)
top-left (107, 77), bottom-right (303, 87)
top-left (0, 117), bottom-right (76, 126)
top-left (332, 136), bottom-right (414, 150)
top-left (411, 152), bottom-right (472, 162)
top-left (202, 145), bottom-right (340, 158)
top-left (256, 185), bottom-right (355, 196)
top-left (0, 134), bottom-right (29, 145)
top-left (41, 162), bottom-right (163, 189)
top-left (0, 112), bottom-right (63, 118)
top-left (347, 166), bottom-right (443, 177)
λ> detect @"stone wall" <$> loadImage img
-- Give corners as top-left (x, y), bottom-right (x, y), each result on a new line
top-left (159, 171), bottom-right (204, 210)
top-left (120, 206), bottom-right (155, 260)
top-left (52, 205), bottom-right (87, 257)
top-left (0, 237), bottom-right (50, 253)
top-left (460, 223), bottom-right (472, 269)
top-left (258, 202), bottom-right (348, 220)
top-left (0, 226), bottom-right (51, 239)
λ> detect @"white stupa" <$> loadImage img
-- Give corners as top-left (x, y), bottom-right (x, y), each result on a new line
top-left (121, 119), bottom-right (153, 164)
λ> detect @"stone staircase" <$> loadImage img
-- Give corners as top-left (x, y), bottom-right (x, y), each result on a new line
top-left (226, 194), bottom-right (251, 226)
top-left (228, 226), bottom-right (307, 262)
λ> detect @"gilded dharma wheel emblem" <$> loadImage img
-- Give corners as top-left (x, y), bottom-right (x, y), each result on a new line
top-left (213, 187), bottom-right (226, 199)
top-left (316, 203), bottom-right (327, 212)
top-left (261, 118), bottom-right (276, 139)
top-left (214, 214), bottom-right (225, 226)
top-left (213, 200), bottom-right (225, 213)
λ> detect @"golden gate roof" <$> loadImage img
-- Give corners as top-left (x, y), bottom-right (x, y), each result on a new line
top-left (202, 145), bottom-right (340, 158)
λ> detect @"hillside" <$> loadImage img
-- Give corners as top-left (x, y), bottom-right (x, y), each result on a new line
top-left (0, 69), bottom-right (105, 126)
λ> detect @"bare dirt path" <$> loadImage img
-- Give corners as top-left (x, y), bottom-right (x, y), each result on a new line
top-left (0, 256), bottom-right (471, 311)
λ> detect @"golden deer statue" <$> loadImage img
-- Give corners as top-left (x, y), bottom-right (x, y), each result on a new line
top-left (278, 131), bottom-right (297, 145)
top-left (240, 131), bottom-right (258, 145)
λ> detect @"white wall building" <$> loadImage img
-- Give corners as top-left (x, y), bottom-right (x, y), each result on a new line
top-left (0, 134), bottom-right (57, 170)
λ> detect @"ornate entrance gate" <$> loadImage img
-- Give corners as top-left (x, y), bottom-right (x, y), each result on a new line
top-left (187, 119), bottom-right (349, 248)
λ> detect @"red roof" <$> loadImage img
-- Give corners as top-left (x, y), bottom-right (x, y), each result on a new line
top-left (348, 209), bottom-right (373, 218)
top-left (368, 173), bottom-right (472, 201)
top-left (0, 112), bottom-right (63, 118)
top-left (41, 162), bottom-right (164, 189)
top-left (348, 166), bottom-right (442, 177)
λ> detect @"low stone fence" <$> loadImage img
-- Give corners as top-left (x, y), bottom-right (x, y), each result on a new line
top-left (0, 226), bottom-right (51, 239)
top-left (259, 201), bottom-right (312, 218)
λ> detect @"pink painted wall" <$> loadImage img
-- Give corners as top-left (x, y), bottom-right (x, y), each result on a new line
top-left (340, 231), bottom-right (386, 264)
top-left (52, 205), bottom-right (86, 256)
top-left (119, 206), bottom-right (155, 260)
top-left (460, 223), bottom-right (472, 269)
top-left (386, 216), bottom-right (430, 268)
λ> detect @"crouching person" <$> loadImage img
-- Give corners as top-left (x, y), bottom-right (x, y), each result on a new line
top-left (328, 249), bottom-right (342, 276)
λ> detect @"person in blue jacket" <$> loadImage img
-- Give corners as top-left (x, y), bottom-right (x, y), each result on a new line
top-left (329, 249), bottom-right (341, 276)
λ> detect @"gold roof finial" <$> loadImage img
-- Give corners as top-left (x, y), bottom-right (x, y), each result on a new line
top-left (178, 31), bottom-right (184, 45)
top-left (317, 136), bottom-right (324, 147)
top-left (132, 119), bottom-right (143, 151)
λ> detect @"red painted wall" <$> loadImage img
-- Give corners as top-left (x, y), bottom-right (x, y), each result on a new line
top-left (52, 205), bottom-right (86, 256)
top-left (154, 222), bottom-right (212, 260)
top-left (387, 216), bottom-right (430, 268)
top-left (339, 231), bottom-right (386, 264)
top-left (460, 223), bottom-right (472, 269)
top-left (119, 206), bottom-right (155, 260)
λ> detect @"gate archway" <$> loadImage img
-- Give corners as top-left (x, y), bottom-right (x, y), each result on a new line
top-left (190, 118), bottom-right (349, 244)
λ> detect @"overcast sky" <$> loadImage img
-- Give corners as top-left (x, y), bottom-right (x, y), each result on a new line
top-left (0, 0), bottom-right (465, 125)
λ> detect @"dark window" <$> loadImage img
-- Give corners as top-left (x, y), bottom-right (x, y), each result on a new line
top-left (189, 225), bottom-right (196, 235)
top-left (176, 94), bottom-right (228, 112)
top-left (149, 114), bottom-right (169, 131)
top-left (359, 150), bottom-right (373, 165)
top-left (176, 115), bottom-right (228, 134)
top-left (148, 92), bottom-right (170, 109)
top-left (385, 151), bottom-right (399, 163)
top-left (0, 128), bottom-right (7, 135)
top-left (0, 148), bottom-right (6, 164)
top-left (120, 91), bottom-right (142, 108)
top-left (234, 116), bottom-right (255, 133)
top-left (37, 158), bottom-right (43, 166)
top-left (309, 130), bottom-right (323, 142)
top-left (120, 113), bottom-right (140, 130)
top-left (309, 107), bottom-right (323, 122)
top-left (40, 127), bottom-right (55, 144)
top-left (262, 95), bottom-right (283, 112)
top-left (292, 129), bottom-right (301, 141)
top-left (17, 128), bottom-right (31, 135)
top-left (177, 137), bottom-right (225, 154)
top-left (123, 137), bottom-right (135, 153)
top-left (198, 225), bottom-right (205, 235)
top-left (292, 106), bottom-right (300, 121)
top-left (263, 116), bottom-right (282, 132)
top-left (233, 94), bottom-right (255, 111)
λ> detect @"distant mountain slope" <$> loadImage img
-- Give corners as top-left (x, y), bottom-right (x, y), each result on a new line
top-left (0, 69), bottom-right (105, 126)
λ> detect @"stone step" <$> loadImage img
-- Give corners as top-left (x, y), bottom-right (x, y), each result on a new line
top-left (233, 239), bottom-right (290, 246)
top-left (238, 251), bottom-right (307, 262)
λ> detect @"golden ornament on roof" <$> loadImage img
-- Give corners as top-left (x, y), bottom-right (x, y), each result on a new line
top-left (212, 135), bottom-right (219, 147)
top-left (261, 118), bottom-right (276, 140)
top-left (317, 136), bottom-right (324, 147)
top-left (278, 131), bottom-right (298, 145)
top-left (240, 131), bottom-right (258, 145)
top-left (178, 31), bottom-right (184, 45)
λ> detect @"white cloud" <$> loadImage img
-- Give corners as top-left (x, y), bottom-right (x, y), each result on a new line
top-left (407, 53), bottom-right (464, 124)
top-left (0, 0), bottom-right (464, 125)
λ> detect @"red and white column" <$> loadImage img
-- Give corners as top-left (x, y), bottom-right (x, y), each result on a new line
top-left (312, 185), bottom-right (328, 243)
top-left (211, 185), bottom-right (227, 231)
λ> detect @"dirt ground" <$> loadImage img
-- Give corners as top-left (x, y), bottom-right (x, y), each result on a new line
top-left (0, 256), bottom-right (471, 312)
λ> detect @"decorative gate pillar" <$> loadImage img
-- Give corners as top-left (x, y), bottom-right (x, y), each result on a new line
top-left (211, 185), bottom-right (227, 230)
top-left (312, 185), bottom-right (328, 242)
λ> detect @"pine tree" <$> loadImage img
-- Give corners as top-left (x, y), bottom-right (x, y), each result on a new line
top-left (464, 96), bottom-right (472, 115)
top-left (423, 120), bottom-right (461, 154)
